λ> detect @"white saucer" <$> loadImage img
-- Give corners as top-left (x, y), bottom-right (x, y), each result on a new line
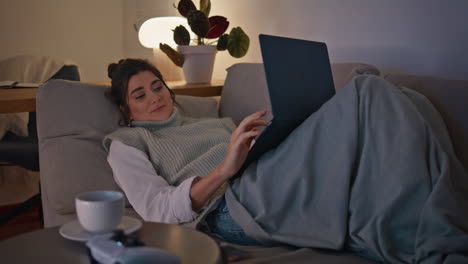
top-left (59, 216), bottom-right (143, 242)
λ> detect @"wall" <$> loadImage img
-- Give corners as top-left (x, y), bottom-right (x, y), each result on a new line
top-left (0, 0), bottom-right (124, 82)
top-left (208, 0), bottom-right (468, 80)
top-left (1, 1), bottom-right (466, 82)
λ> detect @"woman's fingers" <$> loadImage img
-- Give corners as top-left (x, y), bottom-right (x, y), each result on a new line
top-left (246, 120), bottom-right (268, 131)
top-left (239, 110), bottom-right (267, 128)
top-left (236, 128), bottom-right (262, 146)
top-left (230, 129), bottom-right (260, 152)
top-left (233, 110), bottom-right (268, 138)
top-left (223, 119), bottom-right (264, 177)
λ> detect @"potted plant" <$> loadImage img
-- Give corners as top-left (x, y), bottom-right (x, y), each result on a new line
top-left (160, 0), bottom-right (250, 83)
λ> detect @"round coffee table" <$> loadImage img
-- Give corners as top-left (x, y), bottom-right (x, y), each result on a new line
top-left (0, 222), bottom-right (222, 264)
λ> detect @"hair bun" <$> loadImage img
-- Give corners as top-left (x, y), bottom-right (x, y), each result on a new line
top-left (107, 63), bottom-right (119, 79)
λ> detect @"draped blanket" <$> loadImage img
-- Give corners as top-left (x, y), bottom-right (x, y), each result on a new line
top-left (225, 75), bottom-right (468, 263)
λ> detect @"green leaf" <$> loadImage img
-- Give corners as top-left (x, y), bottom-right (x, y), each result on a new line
top-left (177, 0), bottom-right (196, 17)
top-left (227, 27), bottom-right (250, 58)
top-left (217, 34), bottom-right (229, 51)
top-left (187, 10), bottom-right (209, 38)
top-left (159, 43), bottom-right (185, 67)
top-left (173, 25), bottom-right (191, 45)
top-left (200, 0), bottom-right (211, 17)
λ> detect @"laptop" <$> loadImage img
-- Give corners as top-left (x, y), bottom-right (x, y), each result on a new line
top-left (231, 34), bottom-right (336, 180)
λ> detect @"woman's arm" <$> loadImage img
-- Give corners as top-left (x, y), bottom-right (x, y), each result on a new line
top-left (190, 110), bottom-right (268, 211)
top-left (108, 141), bottom-right (198, 223)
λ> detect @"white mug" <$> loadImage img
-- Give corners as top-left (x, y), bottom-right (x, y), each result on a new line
top-left (75, 190), bottom-right (124, 233)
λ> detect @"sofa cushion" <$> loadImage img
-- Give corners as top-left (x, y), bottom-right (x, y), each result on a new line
top-left (384, 74), bottom-right (468, 173)
top-left (37, 79), bottom-right (218, 214)
top-left (219, 62), bottom-right (380, 124)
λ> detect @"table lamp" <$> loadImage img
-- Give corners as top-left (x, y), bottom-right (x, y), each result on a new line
top-left (138, 16), bottom-right (189, 82)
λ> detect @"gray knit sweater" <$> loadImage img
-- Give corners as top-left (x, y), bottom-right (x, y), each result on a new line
top-left (103, 109), bottom-right (236, 227)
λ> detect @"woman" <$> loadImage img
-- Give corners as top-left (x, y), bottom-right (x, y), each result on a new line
top-left (104, 59), bottom-right (468, 263)
top-left (104, 58), bottom-right (266, 246)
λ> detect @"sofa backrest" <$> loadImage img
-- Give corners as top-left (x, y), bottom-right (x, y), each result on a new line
top-left (37, 63), bottom-right (381, 216)
top-left (38, 62), bottom-right (468, 221)
top-left (37, 62), bottom-right (380, 216)
top-left (384, 74), bottom-right (468, 173)
top-left (219, 62), bottom-right (380, 124)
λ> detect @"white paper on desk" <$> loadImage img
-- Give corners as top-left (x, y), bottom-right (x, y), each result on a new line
top-left (0, 81), bottom-right (40, 88)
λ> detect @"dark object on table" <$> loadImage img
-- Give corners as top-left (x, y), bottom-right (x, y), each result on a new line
top-left (87, 230), bottom-right (181, 264)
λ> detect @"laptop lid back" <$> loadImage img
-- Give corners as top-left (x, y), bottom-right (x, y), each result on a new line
top-left (259, 34), bottom-right (335, 121)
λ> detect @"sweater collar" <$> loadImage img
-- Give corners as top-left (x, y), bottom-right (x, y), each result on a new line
top-left (130, 108), bottom-right (182, 131)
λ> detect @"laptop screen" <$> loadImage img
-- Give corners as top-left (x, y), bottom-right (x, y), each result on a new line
top-left (259, 34), bottom-right (336, 121)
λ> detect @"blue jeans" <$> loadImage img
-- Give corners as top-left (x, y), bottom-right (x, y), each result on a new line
top-left (205, 197), bottom-right (262, 246)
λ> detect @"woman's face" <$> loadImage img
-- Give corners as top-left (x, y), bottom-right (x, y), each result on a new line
top-left (126, 70), bottom-right (174, 122)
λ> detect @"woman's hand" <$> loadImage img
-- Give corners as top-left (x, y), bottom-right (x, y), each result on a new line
top-left (218, 110), bottom-right (268, 178)
top-left (190, 110), bottom-right (268, 211)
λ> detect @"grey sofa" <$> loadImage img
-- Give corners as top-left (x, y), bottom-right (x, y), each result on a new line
top-left (36, 62), bottom-right (468, 263)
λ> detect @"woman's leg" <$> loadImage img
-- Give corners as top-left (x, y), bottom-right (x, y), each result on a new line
top-left (205, 196), bottom-right (262, 246)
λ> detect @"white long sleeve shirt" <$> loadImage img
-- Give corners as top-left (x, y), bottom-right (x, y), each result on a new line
top-left (107, 140), bottom-right (199, 223)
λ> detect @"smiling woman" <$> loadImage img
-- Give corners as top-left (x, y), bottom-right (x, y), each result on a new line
top-left (126, 71), bottom-right (174, 122)
top-left (104, 58), bottom-right (267, 246)
top-left (106, 59), bottom-right (177, 126)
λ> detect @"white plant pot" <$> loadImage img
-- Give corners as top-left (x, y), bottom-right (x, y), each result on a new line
top-left (178, 45), bottom-right (217, 84)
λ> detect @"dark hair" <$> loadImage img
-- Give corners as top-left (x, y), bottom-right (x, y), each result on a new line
top-left (106, 58), bottom-right (177, 126)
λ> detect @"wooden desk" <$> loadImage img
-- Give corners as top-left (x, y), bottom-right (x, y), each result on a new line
top-left (0, 88), bottom-right (37, 114)
top-left (0, 80), bottom-right (224, 114)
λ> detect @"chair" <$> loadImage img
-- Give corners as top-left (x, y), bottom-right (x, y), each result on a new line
top-left (0, 56), bottom-right (80, 225)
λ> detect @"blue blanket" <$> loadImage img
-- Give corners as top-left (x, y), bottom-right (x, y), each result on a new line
top-left (225, 75), bottom-right (468, 263)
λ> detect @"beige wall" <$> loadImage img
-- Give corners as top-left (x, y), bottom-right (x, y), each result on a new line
top-left (123, 0), bottom-right (468, 81)
top-left (0, 0), bottom-right (124, 82)
top-left (1, 0), bottom-right (466, 82)
top-left (209, 0), bottom-right (468, 80)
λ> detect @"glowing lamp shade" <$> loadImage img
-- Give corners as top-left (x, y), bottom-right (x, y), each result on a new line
top-left (138, 16), bottom-right (189, 48)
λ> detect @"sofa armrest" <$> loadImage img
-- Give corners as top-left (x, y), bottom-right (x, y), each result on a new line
top-left (384, 73), bottom-right (468, 173)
